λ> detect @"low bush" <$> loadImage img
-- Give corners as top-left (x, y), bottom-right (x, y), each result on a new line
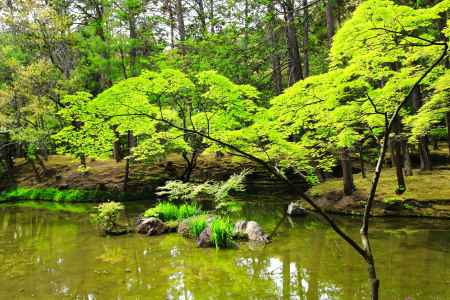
top-left (91, 201), bottom-right (125, 233)
top-left (210, 217), bottom-right (234, 249)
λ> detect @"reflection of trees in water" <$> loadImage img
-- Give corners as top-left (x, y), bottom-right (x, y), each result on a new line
top-left (1, 207), bottom-right (450, 299)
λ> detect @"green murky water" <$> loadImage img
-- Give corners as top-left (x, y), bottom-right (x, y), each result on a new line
top-left (0, 200), bottom-right (449, 300)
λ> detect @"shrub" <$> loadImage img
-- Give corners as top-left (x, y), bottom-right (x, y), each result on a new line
top-left (210, 217), bottom-right (234, 249)
top-left (92, 201), bottom-right (125, 233)
top-left (187, 214), bottom-right (208, 238)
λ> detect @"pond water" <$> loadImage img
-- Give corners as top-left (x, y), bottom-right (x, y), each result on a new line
top-left (0, 199), bottom-right (449, 300)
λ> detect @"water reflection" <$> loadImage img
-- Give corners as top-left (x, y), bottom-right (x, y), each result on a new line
top-left (0, 203), bottom-right (449, 300)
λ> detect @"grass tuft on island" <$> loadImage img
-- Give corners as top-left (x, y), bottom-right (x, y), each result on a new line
top-left (308, 167), bottom-right (450, 203)
top-left (0, 186), bottom-right (147, 203)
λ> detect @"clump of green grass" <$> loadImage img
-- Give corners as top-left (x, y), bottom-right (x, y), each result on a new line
top-left (178, 202), bottom-right (201, 219)
top-left (187, 214), bottom-right (208, 238)
top-left (143, 202), bottom-right (202, 221)
top-left (143, 202), bottom-right (179, 221)
top-left (210, 217), bottom-right (234, 249)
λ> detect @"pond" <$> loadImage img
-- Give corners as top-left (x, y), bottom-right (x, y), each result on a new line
top-left (0, 199), bottom-right (449, 300)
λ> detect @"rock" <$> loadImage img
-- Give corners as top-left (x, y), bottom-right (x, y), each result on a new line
top-left (287, 202), bottom-right (307, 216)
top-left (136, 217), bottom-right (167, 236)
top-left (197, 227), bottom-right (212, 248)
top-left (233, 220), bottom-right (269, 242)
top-left (165, 220), bottom-right (179, 233)
top-left (177, 219), bottom-right (191, 238)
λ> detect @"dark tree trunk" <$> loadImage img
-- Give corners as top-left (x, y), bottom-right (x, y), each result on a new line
top-left (112, 126), bottom-right (122, 162)
top-left (123, 131), bottom-right (134, 192)
top-left (390, 136), bottom-right (406, 194)
top-left (283, 0), bottom-right (303, 86)
top-left (302, 0), bottom-right (309, 78)
top-left (35, 155), bottom-right (49, 176)
top-left (411, 87), bottom-right (432, 171)
top-left (176, 0), bottom-right (186, 41)
top-left (268, 1), bottom-right (282, 94)
top-left (340, 148), bottom-right (354, 195)
top-left (326, 0), bottom-right (335, 48)
top-left (418, 135), bottom-right (432, 171)
top-left (209, 0), bottom-right (214, 33)
top-left (181, 151), bottom-right (199, 182)
top-left (80, 153), bottom-right (86, 168)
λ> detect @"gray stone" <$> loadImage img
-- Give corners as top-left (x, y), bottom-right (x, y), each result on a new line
top-left (287, 202), bottom-right (307, 216)
top-left (136, 217), bottom-right (167, 236)
top-left (233, 220), bottom-right (269, 242)
top-left (196, 227), bottom-right (212, 248)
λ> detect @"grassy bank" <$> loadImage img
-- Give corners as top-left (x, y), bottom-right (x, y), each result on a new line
top-left (0, 187), bottom-right (149, 203)
top-left (309, 167), bottom-right (450, 203)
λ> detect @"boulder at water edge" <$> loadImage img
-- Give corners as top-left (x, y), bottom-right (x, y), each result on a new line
top-left (287, 202), bottom-right (307, 216)
top-left (197, 227), bottom-right (213, 248)
top-left (136, 217), bottom-right (168, 236)
top-left (233, 220), bottom-right (269, 242)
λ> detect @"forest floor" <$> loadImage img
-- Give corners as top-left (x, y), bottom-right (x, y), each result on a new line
top-left (3, 145), bottom-right (450, 218)
top-left (306, 164), bottom-right (450, 218)
top-left (4, 153), bottom-right (306, 194)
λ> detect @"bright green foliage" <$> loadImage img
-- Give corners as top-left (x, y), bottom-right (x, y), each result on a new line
top-left (0, 187), bottom-right (144, 203)
top-left (210, 217), bottom-right (234, 249)
top-left (53, 92), bottom-right (115, 160)
top-left (156, 170), bottom-right (249, 213)
top-left (0, 187), bottom-right (85, 202)
top-left (187, 214), bottom-right (209, 238)
top-left (92, 202), bottom-right (125, 233)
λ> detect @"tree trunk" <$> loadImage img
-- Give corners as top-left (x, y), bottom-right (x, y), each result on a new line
top-left (390, 136), bottom-right (406, 194)
top-left (268, 1), bottom-right (282, 95)
top-left (284, 0), bottom-right (303, 86)
top-left (80, 153), bottom-right (87, 168)
top-left (112, 126), bottom-right (122, 162)
top-left (340, 148), bottom-right (354, 196)
top-left (359, 145), bottom-right (366, 179)
top-left (326, 0), bottom-right (335, 48)
top-left (446, 112), bottom-right (450, 160)
top-left (128, 13), bottom-right (138, 76)
top-left (165, 0), bottom-right (176, 48)
top-left (209, 0), bottom-right (214, 33)
top-left (176, 0), bottom-right (186, 41)
top-left (418, 135), bottom-right (432, 171)
top-left (302, 0), bottom-right (309, 78)
top-left (195, 0), bottom-right (207, 35)
top-left (402, 139), bottom-right (413, 176)
top-left (123, 131), bottom-right (135, 192)
top-left (411, 87), bottom-right (432, 171)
